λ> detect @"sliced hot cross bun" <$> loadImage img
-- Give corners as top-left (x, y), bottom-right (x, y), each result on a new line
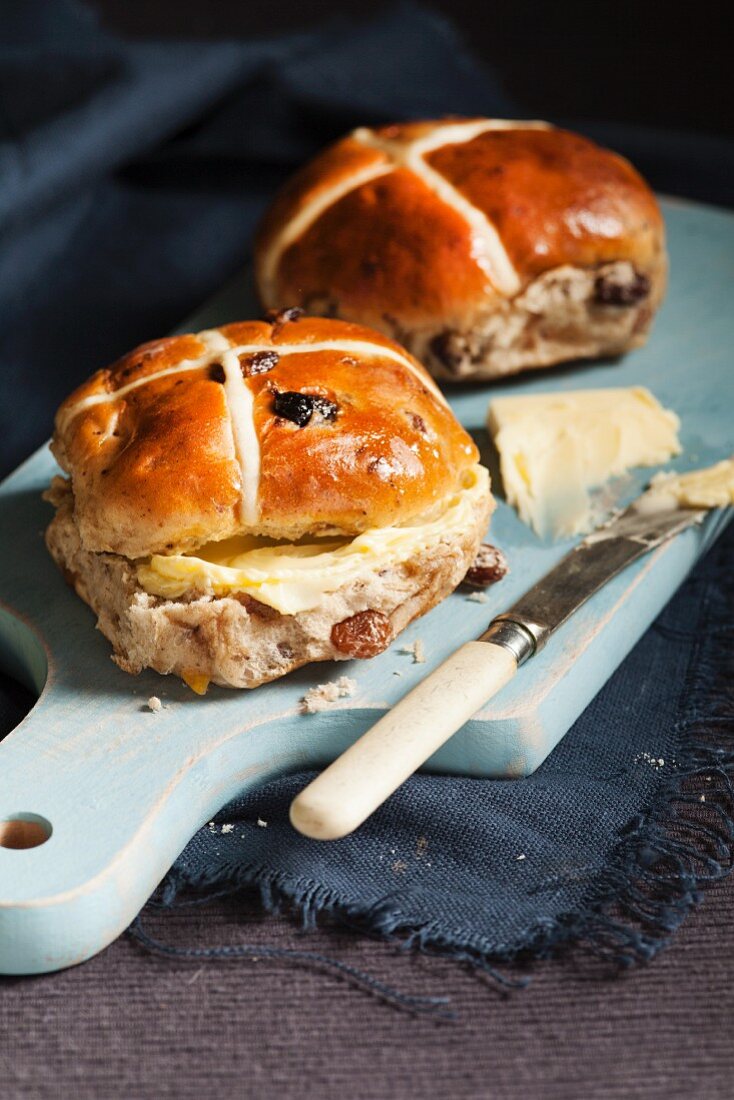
top-left (46, 313), bottom-right (493, 690)
top-left (255, 119), bottom-right (666, 381)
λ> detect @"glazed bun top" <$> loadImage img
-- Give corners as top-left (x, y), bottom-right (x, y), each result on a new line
top-left (255, 117), bottom-right (664, 329)
top-left (51, 313), bottom-right (480, 559)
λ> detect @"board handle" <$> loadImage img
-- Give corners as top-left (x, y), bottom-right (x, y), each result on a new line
top-left (289, 640), bottom-right (518, 840)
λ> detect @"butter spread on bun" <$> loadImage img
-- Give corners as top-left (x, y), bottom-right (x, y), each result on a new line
top-left (255, 119), bottom-right (666, 382)
top-left (46, 313), bottom-right (493, 690)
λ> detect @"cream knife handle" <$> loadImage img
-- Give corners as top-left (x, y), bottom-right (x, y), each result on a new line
top-left (290, 640), bottom-right (518, 841)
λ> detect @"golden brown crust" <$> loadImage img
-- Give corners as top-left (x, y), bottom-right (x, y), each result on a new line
top-left (254, 136), bottom-right (389, 284)
top-left (269, 168), bottom-right (488, 329)
top-left (51, 316), bottom-right (479, 558)
top-left (58, 370), bottom-right (243, 558)
top-left (425, 128), bottom-right (663, 278)
top-left (253, 118), bottom-right (666, 374)
top-left (55, 333), bottom-right (210, 427)
top-left (251, 346), bottom-right (473, 535)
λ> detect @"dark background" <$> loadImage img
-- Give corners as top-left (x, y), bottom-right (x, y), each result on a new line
top-left (89, 0), bottom-right (733, 141)
top-left (3, 5), bottom-right (733, 1098)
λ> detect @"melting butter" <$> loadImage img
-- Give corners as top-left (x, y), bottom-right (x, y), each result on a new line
top-left (138, 466), bottom-right (489, 615)
top-left (487, 387), bottom-right (681, 539)
top-left (182, 670), bottom-right (210, 696)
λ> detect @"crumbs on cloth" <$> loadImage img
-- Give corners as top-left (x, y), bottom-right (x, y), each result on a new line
top-left (635, 752), bottom-right (666, 769)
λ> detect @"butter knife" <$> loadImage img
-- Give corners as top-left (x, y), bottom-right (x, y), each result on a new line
top-left (290, 496), bottom-right (706, 840)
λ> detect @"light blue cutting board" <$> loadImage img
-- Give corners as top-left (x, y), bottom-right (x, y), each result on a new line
top-left (0, 198), bottom-right (732, 975)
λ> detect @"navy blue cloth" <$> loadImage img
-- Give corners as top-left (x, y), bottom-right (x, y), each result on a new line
top-left (153, 528), bottom-right (733, 972)
top-left (2, 0), bottom-right (733, 977)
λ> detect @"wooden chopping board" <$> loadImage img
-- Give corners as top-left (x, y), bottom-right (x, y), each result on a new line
top-left (0, 197), bottom-right (731, 975)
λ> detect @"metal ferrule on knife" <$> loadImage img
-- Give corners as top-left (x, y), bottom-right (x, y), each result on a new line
top-left (479, 617), bottom-right (543, 665)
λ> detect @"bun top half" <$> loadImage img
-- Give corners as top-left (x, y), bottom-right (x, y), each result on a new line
top-left (255, 118), bottom-right (664, 331)
top-left (51, 314), bottom-right (480, 559)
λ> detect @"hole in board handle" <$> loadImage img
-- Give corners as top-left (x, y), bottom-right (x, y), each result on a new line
top-left (0, 814), bottom-right (52, 850)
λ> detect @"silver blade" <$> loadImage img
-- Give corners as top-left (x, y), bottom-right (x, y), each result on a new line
top-left (483, 499), bottom-right (706, 660)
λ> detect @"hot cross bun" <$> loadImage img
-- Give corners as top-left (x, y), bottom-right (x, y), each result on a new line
top-left (255, 119), bottom-right (666, 381)
top-left (45, 314), bottom-right (493, 689)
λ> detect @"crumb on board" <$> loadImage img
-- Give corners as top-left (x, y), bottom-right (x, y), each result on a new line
top-left (301, 675), bottom-right (357, 714)
top-left (466, 591), bottom-right (489, 604)
top-left (146, 695), bottom-right (162, 712)
top-left (257, 817), bottom-right (268, 828)
top-left (401, 638), bottom-right (426, 663)
top-left (393, 670), bottom-right (403, 677)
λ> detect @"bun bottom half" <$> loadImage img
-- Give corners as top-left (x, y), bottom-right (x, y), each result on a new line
top-left (45, 488), bottom-right (491, 690)
top-left (306, 260), bottom-right (664, 383)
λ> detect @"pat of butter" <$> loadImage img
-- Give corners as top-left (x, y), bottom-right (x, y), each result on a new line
top-left (487, 387), bottom-right (681, 539)
top-left (138, 466), bottom-right (490, 615)
top-left (644, 457), bottom-right (734, 511)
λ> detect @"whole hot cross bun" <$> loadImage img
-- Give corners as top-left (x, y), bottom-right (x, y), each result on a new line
top-left (255, 118), bottom-right (666, 381)
top-left (46, 313), bottom-right (493, 688)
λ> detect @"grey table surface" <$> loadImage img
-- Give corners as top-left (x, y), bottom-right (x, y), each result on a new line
top-left (2, 872), bottom-right (732, 1100)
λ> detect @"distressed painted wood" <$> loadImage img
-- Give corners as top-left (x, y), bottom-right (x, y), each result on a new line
top-left (0, 198), bottom-right (732, 975)
top-left (290, 641), bottom-right (519, 840)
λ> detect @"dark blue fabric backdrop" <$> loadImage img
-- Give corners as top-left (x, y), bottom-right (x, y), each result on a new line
top-left (2, 0), bottom-right (732, 983)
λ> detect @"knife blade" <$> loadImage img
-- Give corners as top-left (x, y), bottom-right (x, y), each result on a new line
top-left (290, 496), bottom-right (707, 840)
top-left (482, 499), bottom-right (706, 664)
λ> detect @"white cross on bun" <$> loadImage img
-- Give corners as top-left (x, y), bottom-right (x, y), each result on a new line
top-left (255, 118), bottom-right (666, 381)
top-left (46, 313), bottom-right (493, 689)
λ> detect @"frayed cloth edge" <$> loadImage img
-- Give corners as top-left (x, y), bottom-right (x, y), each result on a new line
top-left (133, 544), bottom-right (733, 980)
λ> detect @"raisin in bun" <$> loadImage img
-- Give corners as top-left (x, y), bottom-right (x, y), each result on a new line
top-left (255, 119), bottom-right (666, 382)
top-left (46, 313), bottom-right (493, 690)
